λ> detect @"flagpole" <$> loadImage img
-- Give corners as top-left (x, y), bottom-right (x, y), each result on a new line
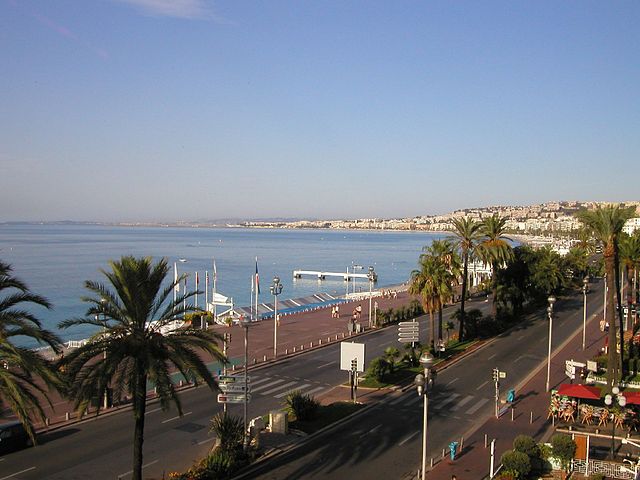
top-left (255, 257), bottom-right (260, 322)
top-left (205, 270), bottom-right (209, 310)
top-left (213, 259), bottom-right (218, 324)
top-left (183, 276), bottom-right (187, 312)
top-left (195, 271), bottom-right (199, 309)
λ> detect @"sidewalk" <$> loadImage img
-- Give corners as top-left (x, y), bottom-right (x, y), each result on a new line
top-left (425, 303), bottom-right (606, 480)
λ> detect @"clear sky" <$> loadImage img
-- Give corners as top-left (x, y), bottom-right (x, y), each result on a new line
top-left (1, 1), bottom-right (638, 222)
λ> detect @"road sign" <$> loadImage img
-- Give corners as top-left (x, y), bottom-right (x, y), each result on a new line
top-left (398, 321), bottom-right (419, 343)
top-left (499, 371), bottom-right (507, 379)
top-left (341, 342), bottom-right (366, 372)
top-left (219, 383), bottom-right (250, 393)
top-left (217, 393), bottom-right (251, 404)
top-left (219, 375), bottom-right (250, 384)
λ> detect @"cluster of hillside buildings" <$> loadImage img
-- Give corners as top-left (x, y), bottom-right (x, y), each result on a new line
top-left (241, 201), bottom-right (640, 237)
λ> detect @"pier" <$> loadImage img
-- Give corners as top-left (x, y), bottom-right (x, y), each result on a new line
top-left (293, 269), bottom-right (377, 282)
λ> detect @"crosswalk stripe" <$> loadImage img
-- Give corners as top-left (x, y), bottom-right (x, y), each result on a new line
top-left (465, 397), bottom-right (489, 415)
top-left (452, 395), bottom-right (474, 411)
top-left (403, 394), bottom-right (422, 407)
top-left (251, 379), bottom-right (285, 393)
top-left (274, 384), bottom-right (311, 398)
top-left (260, 381), bottom-right (298, 395)
top-left (304, 386), bottom-right (325, 396)
top-left (432, 393), bottom-right (460, 410)
top-left (246, 377), bottom-right (272, 387)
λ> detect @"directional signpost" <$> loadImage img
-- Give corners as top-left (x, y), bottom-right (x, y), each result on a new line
top-left (565, 359), bottom-right (586, 381)
top-left (398, 320), bottom-right (420, 345)
top-left (218, 375), bottom-right (251, 404)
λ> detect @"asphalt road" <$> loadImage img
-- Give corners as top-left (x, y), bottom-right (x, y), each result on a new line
top-left (244, 282), bottom-right (605, 480)
top-left (0, 296), bottom-right (491, 479)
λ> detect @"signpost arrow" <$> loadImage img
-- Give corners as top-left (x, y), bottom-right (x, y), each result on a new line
top-left (217, 393), bottom-right (252, 404)
top-left (219, 383), bottom-right (251, 393)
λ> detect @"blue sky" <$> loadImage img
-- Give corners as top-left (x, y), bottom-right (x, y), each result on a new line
top-left (1, 1), bottom-right (638, 222)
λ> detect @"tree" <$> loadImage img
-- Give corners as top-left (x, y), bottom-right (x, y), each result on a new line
top-left (477, 214), bottom-right (514, 319)
top-left (578, 205), bottom-right (635, 387)
top-left (550, 433), bottom-right (576, 477)
top-left (0, 261), bottom-right (62, 444)
top-left (448, 217), bottom-right (482, 342)
top-left (59, 256), bottom-right (226, 480)
top-left (383, 346), bottom-right (401, 372)
top-left (410, 254), bottom-right (441, 350)
top-left (619, 232), bottom-right (640, 329)
top-left (425, 240), bottom-right (460, 342)
top-left (501, 450), bottom-right (531, 479)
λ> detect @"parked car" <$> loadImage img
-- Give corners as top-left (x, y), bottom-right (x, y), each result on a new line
top-left (0, 421), bottom-right (33, 454)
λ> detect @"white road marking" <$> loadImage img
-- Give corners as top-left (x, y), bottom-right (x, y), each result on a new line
top-left (162, 411), bottom-right (192, 424)
top-left (304, 386), bottom-right (326, 396)
top-left (317, 361), bottom-right (336, 369)
top-left (365, 425), bottom-right (381, 436)
top-left (389, 393), bottom-right (410, 405)
top-left (433, 393), bottom-right (460, 410)
top-left (476, 380), bottom-right (489, 390)
top-left (517, 335), bottom-right (525, 341)
top-left (145, 407), bottom-right (162, 416)
top-left (465, 398), bottom-right (489, 415)
top-left (403, 394), bottom-right (422, 406)
top-left (197, 437), bottom-right (216, 445)
top-left (488, 353), bottom-right (497, 360)
top-left (118, 460), bottom-right (159, 478)
top-left (446, 378), bottom-right (459, 387)
top-left (398, 430), bottom-right (419, 446)
top-left (250, 379), bottom-right (285, 393)
top-left (275, 384), bottom-right (311, 398)
top-left (0, 467), bottom-right (36, 480)
top-left (452, 395), bottom-right (474, 411)
top-left (260, 381), bottom-right (298, 395)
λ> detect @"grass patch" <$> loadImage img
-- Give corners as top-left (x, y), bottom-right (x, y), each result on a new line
top-left (289, 401), bottom-right (364, 434)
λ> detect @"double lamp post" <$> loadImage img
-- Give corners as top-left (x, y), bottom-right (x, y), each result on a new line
top-left (414, 352), bottom-right (435, 480)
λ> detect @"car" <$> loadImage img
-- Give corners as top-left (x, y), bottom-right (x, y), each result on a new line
top-left (0, 421), bottom-right (33, 454)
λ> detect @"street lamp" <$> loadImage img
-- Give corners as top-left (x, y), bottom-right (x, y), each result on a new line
top-left (582, 277), bottom-right (589, 350)
top-left (240, 315), bottom-right (250, 451)
top-left (95, 298), bottom-right (108, 410)
top-left (545, 295), bottom-right (556, 392)
top-left (414, 352), bottom-right (435, 480)
top-left (367, 266), bottom-right (376, 328)
top-left (605, 386), bottom-right (627, 460)
top-left (270, 276), bottom-right (283, 358)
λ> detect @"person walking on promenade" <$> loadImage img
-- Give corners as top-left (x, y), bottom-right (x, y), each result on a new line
top-left (356, 304), bottom-right (362, 320)
top-left (334, 304), bottom-right (340, 318)
top-left (331, 306), bottom-right (335, 318)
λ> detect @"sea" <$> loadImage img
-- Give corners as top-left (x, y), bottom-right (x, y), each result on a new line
top-left (0, 224), bottom-right (446, 347)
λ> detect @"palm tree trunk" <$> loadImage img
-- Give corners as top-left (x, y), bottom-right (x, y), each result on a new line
top-left (429, 311), bottom-right (435, 350)
top-left (491, 260), bottom-right (498, 319)
top-left (614, 250), bottom-right (625, 374)
top-left (605, 254), bottom-right (619, 388)
top-left (132, 362), bottom-right (148, 480)
top-left (438, 306), bottom-right (443, 341)
top-left (458, 250), bottom-right (469, 342)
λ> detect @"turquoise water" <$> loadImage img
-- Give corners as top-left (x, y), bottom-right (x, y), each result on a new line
top-left (0, 224), bottom-right (444, 345)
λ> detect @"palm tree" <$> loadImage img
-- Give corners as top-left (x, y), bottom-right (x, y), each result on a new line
top-left (578, 205), bottom-right (635, 387)
top-left (59, 256), bottom-right (226, 480)
top-left (477, 214), bottom-right (514, 319)
top-left (619, 232), bottom-right (640, 331)
top-left (0, 261), bottom-right (62, 443)
top-left (427, 240), bottom-right (460, 341)
top-left (409, 254), bottom-right (441, 350)
top-left (449, 217), bottom-right (482, 341)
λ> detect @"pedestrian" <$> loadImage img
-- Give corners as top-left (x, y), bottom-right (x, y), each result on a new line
top-left (452, 475), bottom-right (457, 480)
top-left (331, 306), bottom-right (335, 318)
top-left (356, 304), bottom-right (362, 319)
top-left (335, 304), bottom-right (340, 318)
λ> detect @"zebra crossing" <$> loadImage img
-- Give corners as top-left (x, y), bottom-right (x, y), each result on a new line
top-left (388, 390), bottom-right (492, 417)
top-left (230, 375), bottom-right (328, 400)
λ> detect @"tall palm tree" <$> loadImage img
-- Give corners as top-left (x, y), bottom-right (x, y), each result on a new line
top-left (477, 214), bottom-right (514, 319)
top-left (619, 231), bottom-right (640, 330)
top-left (409, 254), bottom-right (441, 350)
top-left (449, 217), bottom-right (482, 341)
top-left (0, 261), bottom-right (62, 443)
top-left (427, 240), bottom-right (460, 341)
top-left (578, 205), bottom-right (635, 388)
top-left (59, 256), bottom-right (226, 480)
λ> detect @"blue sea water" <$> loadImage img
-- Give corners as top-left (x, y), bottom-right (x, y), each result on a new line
top-left (0, 224), bottom-right (445, 346)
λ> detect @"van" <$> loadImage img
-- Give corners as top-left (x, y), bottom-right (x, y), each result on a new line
top-left (0, 421), bottom-right (33, 454)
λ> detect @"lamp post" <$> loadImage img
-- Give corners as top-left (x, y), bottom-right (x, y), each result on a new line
top-left (367, 266), bottom-right (376, 328)
top-left (96, 298), bottom-right (108, 410)
top-left (545, 295), bottom-right (556, 392)
top-left (240, 315), bottom-right (250, 451)
top-left (414, 352), bottom-right (435, 480)
top-left (605, 386), bottom-right (627, 460)
top-left (270, 276), bottom-right (283, 358)
top-left (582, 277), bottom-right (589, 350)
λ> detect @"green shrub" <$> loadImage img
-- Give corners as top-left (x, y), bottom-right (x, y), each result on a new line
top-left (209, 413), bottom-right (244, 453)
top-left (550, 433), bottom-right (576, 473)
top-left (284, 390), bottom-right (320, 421)
top-left (367, 357), bottom-right (391, 382)
top-left (513, 435), bottom-right (538, 458)
top-left (501, 450), bottom-right (531, 479)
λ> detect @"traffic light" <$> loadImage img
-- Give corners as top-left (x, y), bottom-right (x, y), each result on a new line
top-left (351, 359), bottom-right (358, 371)
top-left (492, 368), bottom-right (499, 382)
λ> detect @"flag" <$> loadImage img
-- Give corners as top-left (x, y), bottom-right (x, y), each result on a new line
top-left (195, 271), bottom-right (199, 287)
top-left (255, 257), bottom-right (260, 295)
top-left (174, 262), bottom-right (179, 292)
top-left (251, 275), bottom-right (254, 293)
top-left (213, 259), bottom-right (217, 282)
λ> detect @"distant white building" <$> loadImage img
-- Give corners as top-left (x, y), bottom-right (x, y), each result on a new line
top-left (623, 217), bottom-right (640, 235)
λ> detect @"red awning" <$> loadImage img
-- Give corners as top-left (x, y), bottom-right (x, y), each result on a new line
top-left (622, 391), bottom-right (640, 405)
top-left (557, 384), bottom-right (602, 400)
